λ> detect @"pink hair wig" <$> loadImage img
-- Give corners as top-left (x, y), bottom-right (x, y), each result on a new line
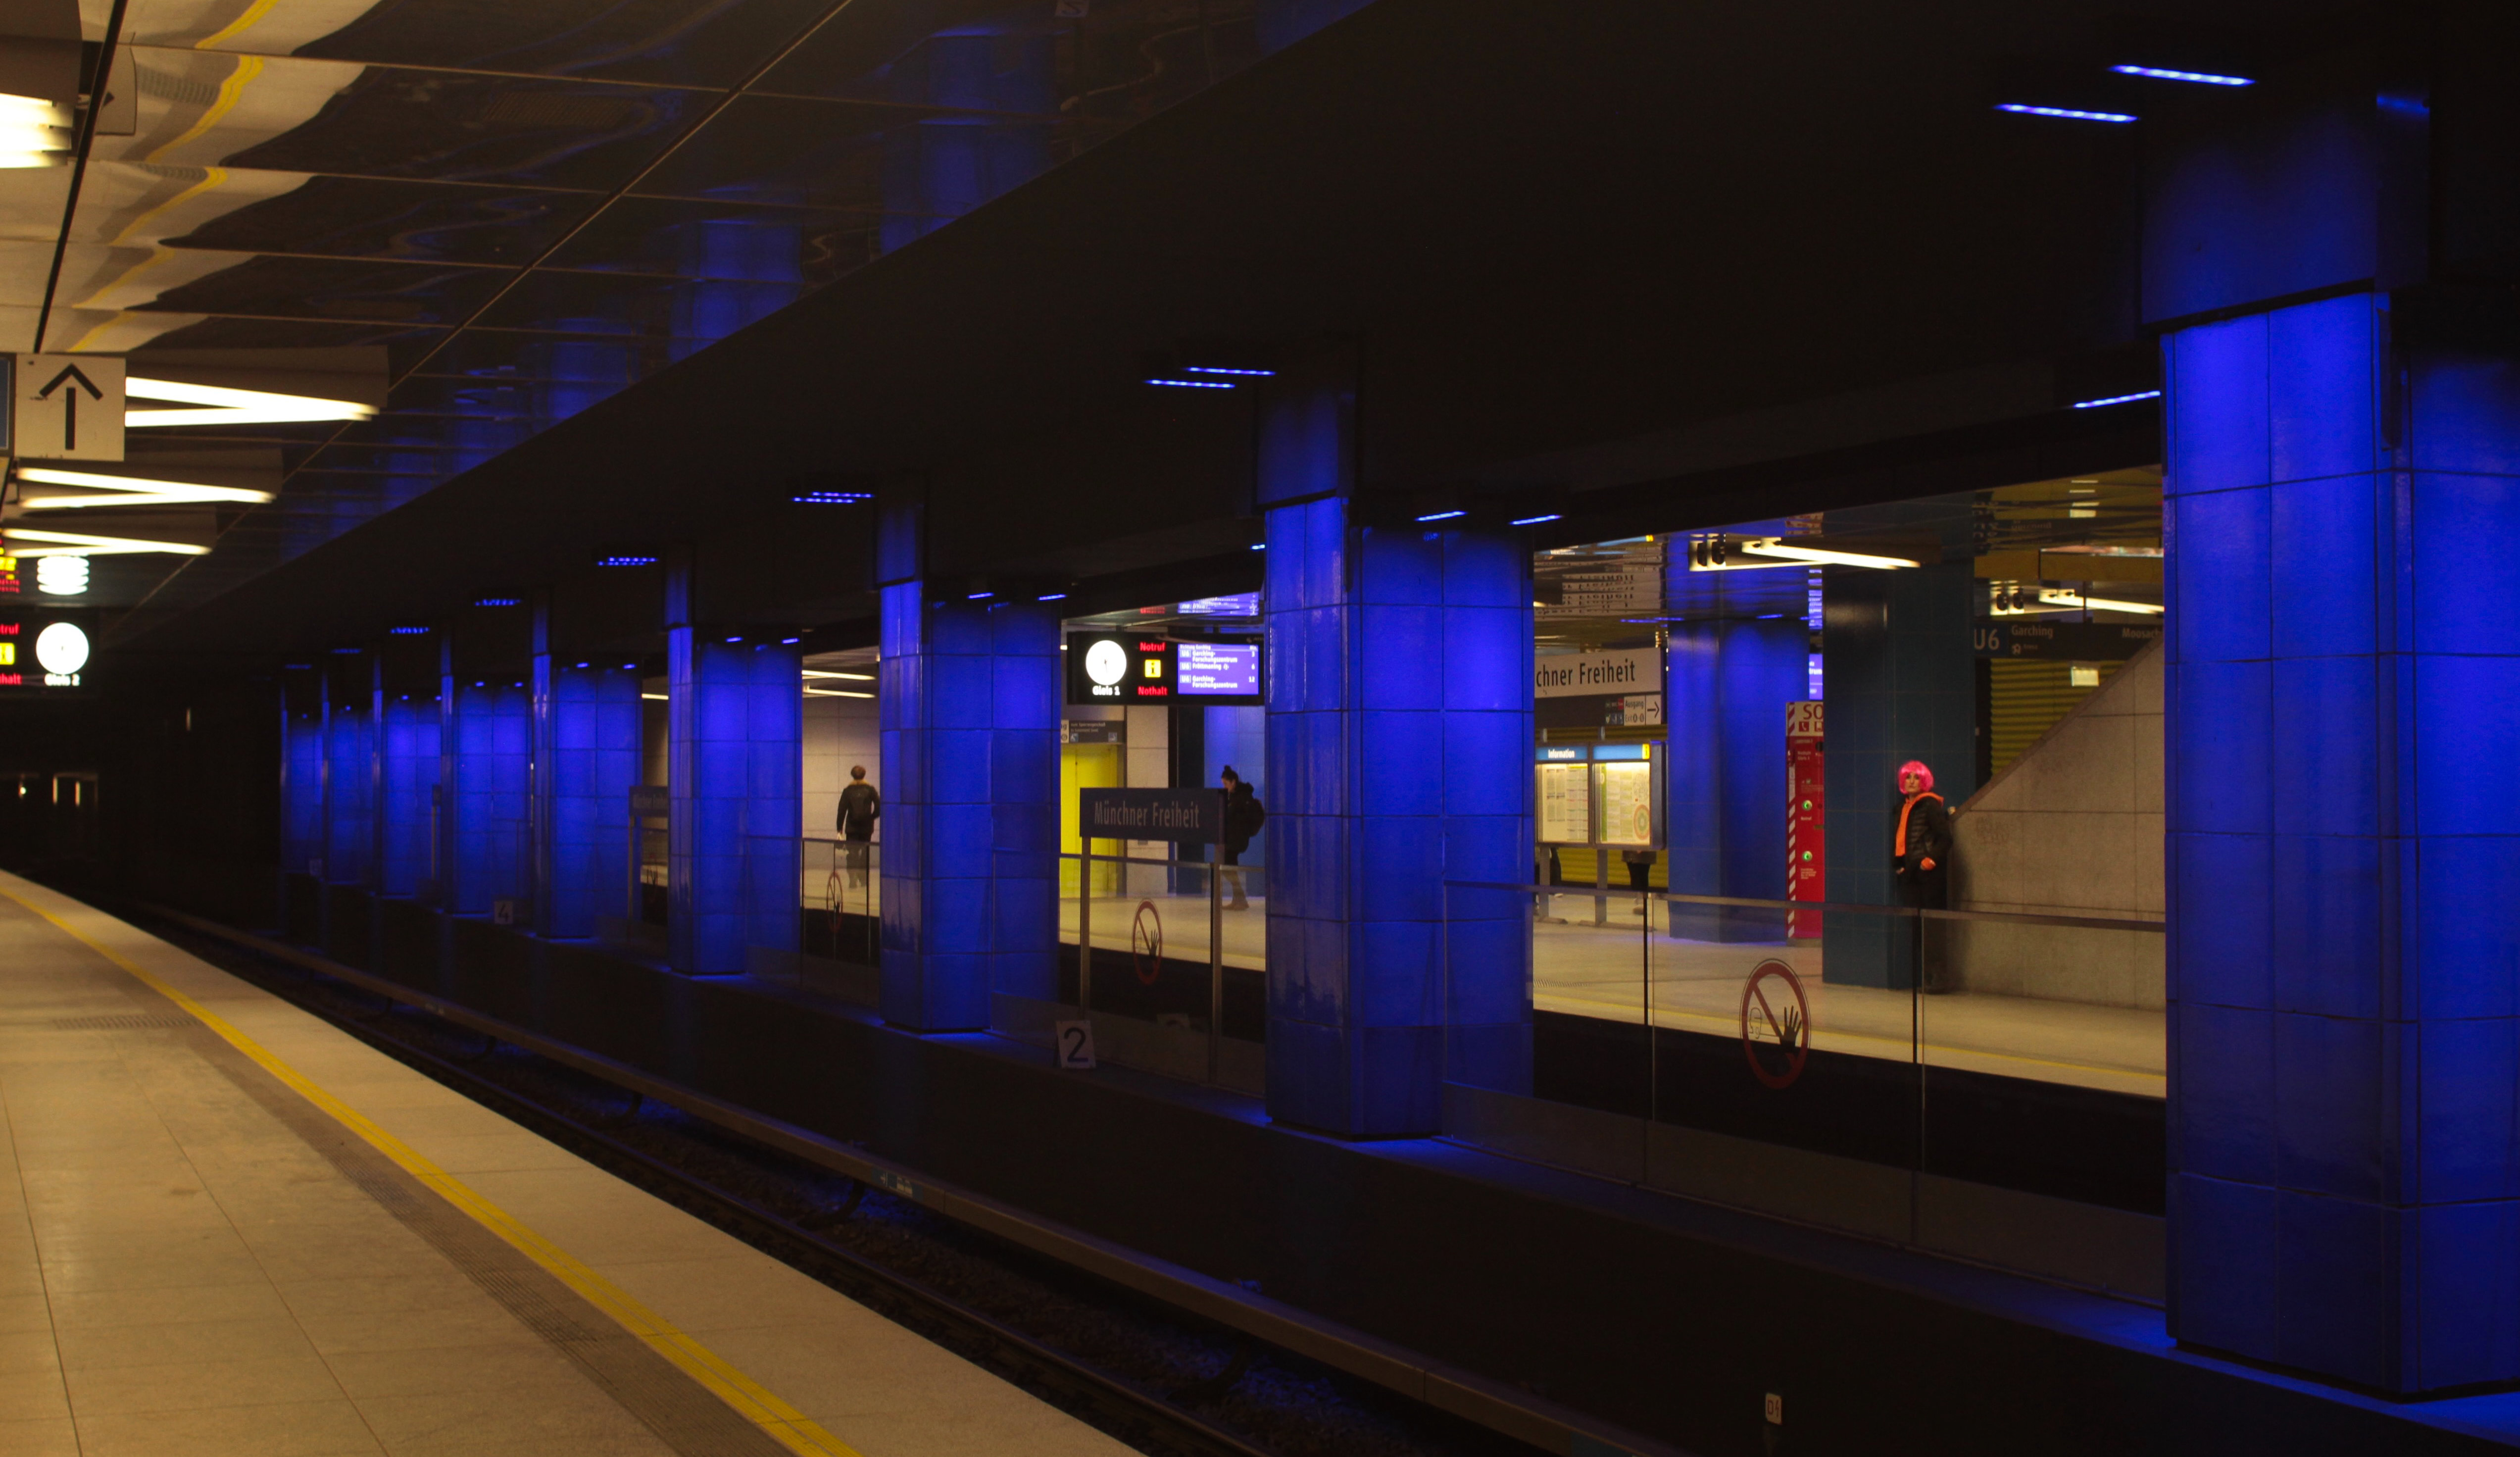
top-left (1896, 759), bottom-right (1934, 792)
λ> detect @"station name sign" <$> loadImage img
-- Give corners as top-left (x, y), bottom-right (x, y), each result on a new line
top-left (1078, 788), bottom-right (1226, 844)
top-left (1535, 647), bottom-right (1659, 699)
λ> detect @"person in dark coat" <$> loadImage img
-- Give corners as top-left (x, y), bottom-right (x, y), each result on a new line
top-left (837, 765), bottom-right (879, 888)
top-left (1220, 766), bottom-right (1265, 910)
top-left (1892, 759), bottom-right (1952, 991)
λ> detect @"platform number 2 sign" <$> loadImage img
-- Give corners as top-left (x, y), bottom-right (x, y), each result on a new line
top-left (1055, 1019), bottom-right (1096, 1070)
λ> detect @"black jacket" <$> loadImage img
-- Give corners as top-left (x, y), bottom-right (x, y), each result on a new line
top-left (838, 782), bottom-right (880, 838)
top-left (1223, 785), bottom-right (1265, 854)
top-left (1892, 792), bottom-right (1950, 880)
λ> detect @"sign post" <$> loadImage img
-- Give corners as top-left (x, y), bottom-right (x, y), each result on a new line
top-left (1785, 702), bottom-right (1825, 939)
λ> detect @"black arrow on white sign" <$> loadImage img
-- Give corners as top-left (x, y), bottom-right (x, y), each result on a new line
top-left (37, 364), bottom-right (103, 452)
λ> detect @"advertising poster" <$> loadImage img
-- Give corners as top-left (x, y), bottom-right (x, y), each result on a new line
top-left (1786, 701), bottom-right (1824, 938)
top-left (1598, 760), bottom-right (1654, 847)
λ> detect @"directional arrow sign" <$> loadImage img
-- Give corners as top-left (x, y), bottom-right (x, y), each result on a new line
top-left (14, 354), bottom-right (124, 462)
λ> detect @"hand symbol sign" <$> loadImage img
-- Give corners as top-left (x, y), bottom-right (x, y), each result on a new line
top-left (1776, 1004), bottom-right (1803, 1055)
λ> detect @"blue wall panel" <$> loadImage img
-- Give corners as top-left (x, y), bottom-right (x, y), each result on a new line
top-left (544, 665), bottom-right (642, 939)
top-left (376, 695), bottom-right (440, 899)
top-left (322, 698), bottom-right (371, 887)
top-left (283, 703), bottom-right (324, 879)
top-left (448, 682), bottom-right (531, 916)
top-left (669, 634), bottom-right (801, 974)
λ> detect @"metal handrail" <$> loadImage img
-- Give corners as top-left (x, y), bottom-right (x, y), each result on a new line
top-left (1449, 878), bottom-right (2163, 934)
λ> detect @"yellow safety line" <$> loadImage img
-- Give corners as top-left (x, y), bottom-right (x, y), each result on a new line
top-left (0, 885), bottom-right (864, 1457)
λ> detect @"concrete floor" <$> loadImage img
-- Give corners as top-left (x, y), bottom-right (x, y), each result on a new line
top-left (0, 870), bottom-right (1131, 1457)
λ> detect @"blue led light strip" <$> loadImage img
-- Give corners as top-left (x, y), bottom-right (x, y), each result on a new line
top-left (2071, 389), bottom-right (2163, 409)
top-left (1145, 378), bottom-right (1237, 389)
top-left (1183, 366), bottom-right (1276, 377)
top-left (2112, 64), bottom-right (2253, 86)
top-left (1511, 513), bottom-right (1562, 526)
top-left (1415, 510), bottom-right (1466, 522)
top-left (1996, 103), bottom-right (2137, 123)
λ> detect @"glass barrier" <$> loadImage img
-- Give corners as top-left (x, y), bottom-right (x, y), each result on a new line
top-left (1446, 877), bottom-right (2165, 1212)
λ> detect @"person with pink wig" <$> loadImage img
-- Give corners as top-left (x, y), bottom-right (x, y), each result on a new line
top-left (1894, 759), bottom-right (1952, 992)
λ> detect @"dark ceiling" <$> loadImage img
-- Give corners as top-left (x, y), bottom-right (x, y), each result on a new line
top-left (1, 0), bottom-right (1366, 624)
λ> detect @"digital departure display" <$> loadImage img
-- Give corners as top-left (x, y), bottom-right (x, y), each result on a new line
top-left (1176, 642), bottom-right (1259, 697)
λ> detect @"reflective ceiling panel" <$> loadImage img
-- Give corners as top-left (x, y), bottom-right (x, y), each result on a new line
top-left (0, 0), bottom-right (1380, 638)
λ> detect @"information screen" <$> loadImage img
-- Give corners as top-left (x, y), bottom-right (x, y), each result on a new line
top-left (1176, 642), bottom-right (1259, 697)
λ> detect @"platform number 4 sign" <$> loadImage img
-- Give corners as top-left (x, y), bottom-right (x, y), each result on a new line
top-left (1054, 1019), bottom-right (1096, 1070)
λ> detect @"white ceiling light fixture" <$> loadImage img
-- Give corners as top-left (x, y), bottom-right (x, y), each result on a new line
top-left (14, 466), bottom-right (275, 507)
top-left (33, 556), bottom-right (87, 596)
top-left (801, 669), bottom-right (874, 681)
top-left (0, 95), bottom-right (71, 169)
top-left (1737, 538), bottom-right (1921, 570)
top-left (124, 377), bottom-right (377, 429)
top-left (3, 527), bottom-right (210, 556)
top-left (803, 687), bottom-right (875, 699)
top-left (2037, 588), bottom-right (2163, 615)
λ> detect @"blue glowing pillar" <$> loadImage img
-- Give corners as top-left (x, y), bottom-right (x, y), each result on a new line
top-left (1666, 620), bottom-right (1808, 940)
top-left (447, 679), bottom-right (531, 916)
top-left (373, 671), bottom-right (440, 900)
top-left (666, 606), bottom-right (804, 977)
top-left (540, 662), bottom-right (642, 941)
top-left (1259, 400), bottom-right (1533, 1135)
top-left (2166, 292), bottom-right (2520, 1392)
top-left (282, 674), bottom-right (323, 880)
top-left (877, 586), bottom-right (1060, 1029)
top-left (322, 668), bottom-right (372, 888)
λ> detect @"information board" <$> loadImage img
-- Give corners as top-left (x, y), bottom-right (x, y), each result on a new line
top-left (1599, 760), bottom-right (1654, 846)
top-left (1175, 640), bottom-right (1261, 700)
top-left (1538, 761), bottom-right (1592, 844)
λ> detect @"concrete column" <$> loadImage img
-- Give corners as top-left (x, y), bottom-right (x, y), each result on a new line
top-left (1258, 387), bottom-right (1533, 1135)
top-left (2165, 291), bottom-right (2520, 1391)
top-left (877, 583), bottom-right (1059, 1029)
top-left (1820, 563), bottom-right (1975, 987)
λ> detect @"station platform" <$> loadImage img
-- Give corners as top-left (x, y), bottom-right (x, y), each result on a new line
top-left (0, 871), bottom-right (1129, 1457)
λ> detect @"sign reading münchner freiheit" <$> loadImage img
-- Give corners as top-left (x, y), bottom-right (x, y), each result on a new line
top-left (1534, 647), bottom-right (1660, 699)
top-left (1079, 788), bottom-right (1226, 844)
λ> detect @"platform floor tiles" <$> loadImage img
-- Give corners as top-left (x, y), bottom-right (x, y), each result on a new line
top-left (0, 870), bottom-right (1133, 1457)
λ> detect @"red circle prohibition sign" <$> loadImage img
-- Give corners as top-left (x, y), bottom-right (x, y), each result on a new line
top-left (1131, 900), bottom-right (1164, 986)
top-left (1739, 959), bottom-right (1811, 1089)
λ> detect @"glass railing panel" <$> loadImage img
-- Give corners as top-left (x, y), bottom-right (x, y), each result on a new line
top-left (1648, 893), bottom-right (1920, 1170)
top-left (1916, 907), bottom-right (2166, 1212)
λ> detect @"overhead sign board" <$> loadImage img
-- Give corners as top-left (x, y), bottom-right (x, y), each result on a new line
top-left (1973, 621), bottom-right (2161, 660)
top-left (1066, 633), bottom-right (1264, 706)
top-left (13, 354), bottom-right (124, 461)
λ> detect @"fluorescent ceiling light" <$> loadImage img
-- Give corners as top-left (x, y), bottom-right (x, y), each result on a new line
top-left (803, 688), bottom-right (875, 698)
top-left (1738, 539), bottom-right (1918, 570)
top-left (1415, 510), bottom-right (1465, 522)
top-left (15, 466), bottom-right (273, 506)
top-left (2112, 64), bottom-right (2253, 86)
top-left (0, 151), bottom-right (60, 169)
top-left (2038, 589), bottom-right (2163, 615)
top-left (2071, 389), bottom-right (2162, 409)
top-left (1511, 514), bottom-right (1563, 526)
top-left (1183, 366), bottom-right (1275, 377)
top-left (1145, 378), bottom-right (1235, 390)
top-left (1996, 103), bottom-right (2138, 123)
top-left (125, 376), bottom-right (377, 428)
top-left (802, 669), bottom-right (874, 681)
top-left (641, 692), bottom-right (668, 701)
top-left (4, 527), bottom-right (210, 556)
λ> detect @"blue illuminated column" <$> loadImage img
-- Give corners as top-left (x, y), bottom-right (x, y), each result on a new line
top-left (537, 652), bottom-right (642, 941)
top-left (446, 678), bottom-right (531, 917)
top-left (322, 665), bottom-right (372, 888)
top-left (1259, 385), bottom-right (1533, 1135)
top-left (665, 564), bottom-right (804, 977)
top-left (1665, 620), bottom-right (1808, 940)
top-left (877, 580), bottom-right (1059, 1030)
top-left (372, 658), bottom-right (440, 900)
top-left (2166, 292), bottom-right (2520, 1392)
top-left (282, 673), bottom-right (324, 879)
